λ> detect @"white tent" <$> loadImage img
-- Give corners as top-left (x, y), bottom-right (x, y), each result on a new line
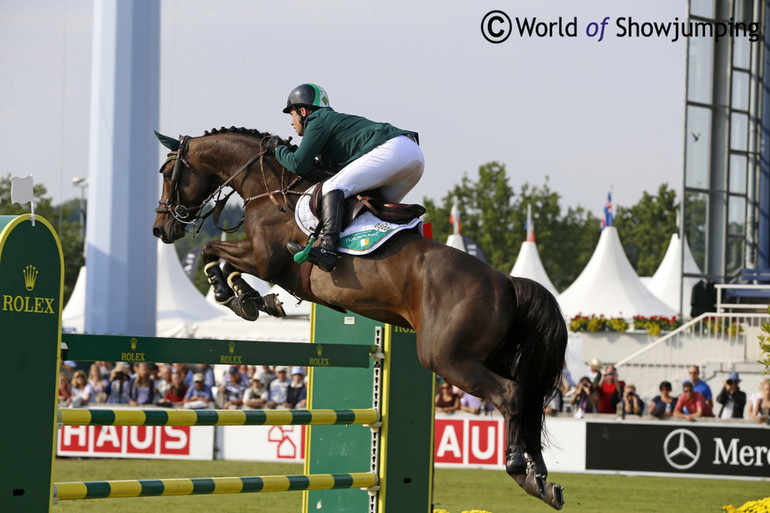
top-left (62, 242), bottom-right (310, 341)
top-left (510, 241), bottom-right (559, 297)
top-left (643, 233), bottom-right (701, 316)
top-left (557, 227), bottom-right (678, 319)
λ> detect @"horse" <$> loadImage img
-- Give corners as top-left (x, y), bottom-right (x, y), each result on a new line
top-left (151, 127), bottom-right (568, 509)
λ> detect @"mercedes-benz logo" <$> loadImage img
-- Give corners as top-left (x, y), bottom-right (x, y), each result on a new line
top-left (663, 428), bottom-right (701, 470)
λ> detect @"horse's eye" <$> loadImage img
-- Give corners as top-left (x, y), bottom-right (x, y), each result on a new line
top-left (162, 171), bottom-right (172, 182)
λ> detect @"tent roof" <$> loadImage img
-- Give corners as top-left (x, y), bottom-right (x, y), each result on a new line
top-left (557, 227), bottom-right (677, 319)
top-left (510, 241), bottom-right (559, 297)
top-left (643, 233), bottom-right (702, 316)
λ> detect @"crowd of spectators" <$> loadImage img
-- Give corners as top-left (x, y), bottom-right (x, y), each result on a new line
top-left (431, 360), bottom-right (770, 424)
top-left (60, 357), bottom-right (770, 424)
top-left (57, 360), bottom-right (309, 411)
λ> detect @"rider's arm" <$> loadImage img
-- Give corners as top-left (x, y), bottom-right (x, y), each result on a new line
top-left (275, 114), bottom-right (332, 176)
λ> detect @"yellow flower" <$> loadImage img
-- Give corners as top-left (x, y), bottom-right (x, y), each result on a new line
top-left (723, 497), bottom-right (770, 512)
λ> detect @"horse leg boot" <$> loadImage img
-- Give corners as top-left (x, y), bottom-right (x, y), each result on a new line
top-left (227, 271), bottom-right (286, 320)
top-left (204, 262), bottom-right (235, 305)
top-left (287, 189), bottom-right (343, 272)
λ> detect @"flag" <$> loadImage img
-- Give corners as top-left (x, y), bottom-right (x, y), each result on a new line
top-left (525, 204), bottom-right (535, 242)
top-left (449, 198), bottom-right (461, 235)
top-left (602, 190), bottom-right (613, 229)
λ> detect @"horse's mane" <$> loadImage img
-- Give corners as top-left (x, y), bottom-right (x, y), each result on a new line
top-left (203, 126), bottom-right (272, 138)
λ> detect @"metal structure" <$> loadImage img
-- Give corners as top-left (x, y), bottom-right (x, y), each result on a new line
top-left (682, 0), bottom-right (769, 293)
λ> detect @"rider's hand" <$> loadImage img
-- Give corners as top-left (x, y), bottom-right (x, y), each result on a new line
top-left (265, 135), bottom-right (289, 153)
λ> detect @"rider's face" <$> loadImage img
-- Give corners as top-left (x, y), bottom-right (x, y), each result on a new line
top-left (290, 108), bottom-right (305, 136)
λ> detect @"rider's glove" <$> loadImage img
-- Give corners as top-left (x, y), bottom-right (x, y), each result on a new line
top-left (265, 136), bottom-right (291, 153)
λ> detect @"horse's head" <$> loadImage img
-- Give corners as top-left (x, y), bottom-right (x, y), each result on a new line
top-left (152, 132), bottom-right (220, 243)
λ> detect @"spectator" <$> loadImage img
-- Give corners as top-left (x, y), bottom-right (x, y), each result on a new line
top-left (256, 366), bottom-right (277, 391)
top-left (160, 369), bottom-right (188, 408)
top-left (570, 377), bottom-right (598, 417)
top-left (106, 363), bottom-right (133, 404)
top-left (156, 364), bottom-right (173, 399)
top-left (183, 372), bottom-right (215, 409)
top-left (95, 361), bottom-right (114, 380)
top-left (87, 363), bottom-right (109, 403)
top-left (589, 358), bottom-right (603, 387)
top-left (685, 365), bottom-right (713, 411)
top-left (70, 369), bottom-right (93, 407)
top-left (619, 384), bottom-right (644, 417)
top-left (716, 372), bottom-right (747, 419)
top-left (128, 362), bottom-right (157, 406)
top-left (220, 366), bottom-right (248, 409)
top-left (673, 381), bottom-right (713, 421)
top-left (747, 377), bottom-right (769, 420)
top-left (268, 367), bottom-right (291, 409)
top-left (435, 381), bottom-right (460, 413)
top-left (174, 363), bottom-right (194, 388)
top-left (58, 373), bottom-right (72, 406)
top-left (648, 381), bottom-right (677, 419)
top-left (61, 360), bottom-right (78, 383)
top-left (460, 392), bottom-right (483, 414)
top-left (597, 365), bottom-right (624, 414)
top-left (199, 364), bottom-right (216, 387)
top-left (284, 367), bottom-right (308, 409)
top-left (750, 379), bottom-right (770, 424)
top-left (243, 376), bottom-right (269, 409)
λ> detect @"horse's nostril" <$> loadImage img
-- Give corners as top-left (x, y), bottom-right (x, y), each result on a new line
top-left (152, 227), bottom-right (162, 238)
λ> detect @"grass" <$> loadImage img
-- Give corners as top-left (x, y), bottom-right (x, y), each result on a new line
top-left (53, 458), bottom-right (768, 513)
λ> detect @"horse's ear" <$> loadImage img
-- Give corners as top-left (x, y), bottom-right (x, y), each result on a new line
top-left (154, 130), bottom-right (180, 151)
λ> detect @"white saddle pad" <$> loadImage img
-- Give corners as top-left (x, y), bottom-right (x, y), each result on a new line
top-left (294, 185), bottom-right (423, 256)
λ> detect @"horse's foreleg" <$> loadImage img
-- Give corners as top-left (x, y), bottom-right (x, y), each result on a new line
top-left (202, 240), bottom-right (285, 320)
top-left (201, 248), bottom-right (235, 306)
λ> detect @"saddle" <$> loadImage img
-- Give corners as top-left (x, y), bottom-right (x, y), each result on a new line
top-left (309, 182), bottom-right (426, 231)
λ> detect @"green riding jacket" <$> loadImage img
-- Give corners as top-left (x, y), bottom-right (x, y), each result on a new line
top-left (274, 108), bottom-right (415, 176)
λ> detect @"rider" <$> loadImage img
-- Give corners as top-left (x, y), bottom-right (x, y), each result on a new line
top-left (266, 83), bottom-right (424, 272)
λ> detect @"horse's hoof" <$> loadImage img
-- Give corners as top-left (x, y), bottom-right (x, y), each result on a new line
top-left (505, 447), bottom-right (527, 475)
top-left (544, 483), bottom-right (564, 510)
top-left (230, 295), bottom-right (259, 321)
top-left (261, 293), bottom-right (286, 318)
top-left (512, 470), bottom-right (545, 500)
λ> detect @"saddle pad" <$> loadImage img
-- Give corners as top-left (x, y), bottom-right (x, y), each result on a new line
top-left (295, 185), bottom-right (422, 255)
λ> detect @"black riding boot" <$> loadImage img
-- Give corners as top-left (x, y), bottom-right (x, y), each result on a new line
top-left (287, 189), bottom-right (344, 272)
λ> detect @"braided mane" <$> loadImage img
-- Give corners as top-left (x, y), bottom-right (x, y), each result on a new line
top-left (203, 126), bottom-right (272, 138)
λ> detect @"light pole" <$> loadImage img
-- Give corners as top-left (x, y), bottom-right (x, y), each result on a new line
top-left (71, 177), bottom-right (88, 256)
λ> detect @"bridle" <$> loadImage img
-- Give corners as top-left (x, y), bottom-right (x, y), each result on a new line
top-left (155, 134), bottom-right (309, 234)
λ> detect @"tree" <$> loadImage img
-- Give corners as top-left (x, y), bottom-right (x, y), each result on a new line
top-left (614, 184), bottom-right (678, 276)
top-left (0, 175), bottom-right (84, 304)
top-left (422, 163), bottom-right (600, 291)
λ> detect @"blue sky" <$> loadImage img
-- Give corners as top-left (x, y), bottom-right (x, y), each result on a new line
top-left (1, 0), bottom-right (688, 216)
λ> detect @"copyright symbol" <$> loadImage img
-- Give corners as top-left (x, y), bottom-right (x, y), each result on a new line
top-left (481, 10), bottom-right (512, 44)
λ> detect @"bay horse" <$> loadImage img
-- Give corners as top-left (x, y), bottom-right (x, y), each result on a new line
top-left (152, 127), bottom-right (567, 509)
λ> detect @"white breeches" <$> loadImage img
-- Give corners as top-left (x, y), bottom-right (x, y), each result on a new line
top-left (321, 135), bottom-right (425, 202)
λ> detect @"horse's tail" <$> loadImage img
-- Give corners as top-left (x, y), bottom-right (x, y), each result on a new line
top-left (506, 276), bottom-right (567, 453)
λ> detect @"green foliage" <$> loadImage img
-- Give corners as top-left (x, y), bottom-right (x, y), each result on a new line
top-left (760, 307), bottom-right (770, 374)
top-left (0, 175), bottom-right (84, 304)
top-left (422, 162), bottom-right (600, 291)
top-left (614, 183), bottom-right (678, 276)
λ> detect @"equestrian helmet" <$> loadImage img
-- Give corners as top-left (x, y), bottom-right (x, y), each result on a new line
top-left (282, 83), bottom-right (331, 113)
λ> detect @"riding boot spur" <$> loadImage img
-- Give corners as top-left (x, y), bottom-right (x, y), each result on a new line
top-left (287, 189), bottom-right (344, 272)
top-left (204, 262), bottom-right (235, 305)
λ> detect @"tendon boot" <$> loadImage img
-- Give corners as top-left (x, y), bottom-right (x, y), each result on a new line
top-left (204, 262), bottom-right (235, 305)
top-left (287, 189), bottom-right (344, 272)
